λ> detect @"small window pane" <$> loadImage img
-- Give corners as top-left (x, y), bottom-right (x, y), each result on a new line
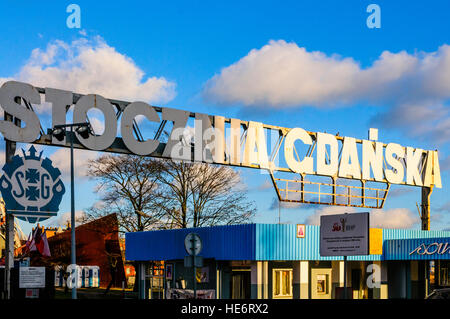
top-left (273, 269), bottom-right (292, 298)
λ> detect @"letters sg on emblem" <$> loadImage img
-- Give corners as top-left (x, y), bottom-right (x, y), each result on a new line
top-left (0, 146), bottom-right (66, 223)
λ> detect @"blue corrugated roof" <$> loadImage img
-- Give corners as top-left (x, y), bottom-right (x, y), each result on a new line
top-left (125, 224), bottom-right (255, 261)
top-left (125, 224), bottom-right (450, 261)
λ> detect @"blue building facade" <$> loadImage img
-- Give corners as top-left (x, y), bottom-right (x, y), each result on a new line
top-left (126, 224), bottom-right (450, 299)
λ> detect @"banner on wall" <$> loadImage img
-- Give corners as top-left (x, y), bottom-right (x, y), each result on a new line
top-left (167, 289), bottom-right (215, 299)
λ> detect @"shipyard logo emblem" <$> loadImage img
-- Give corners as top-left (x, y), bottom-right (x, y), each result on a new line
top-left (0, 146), bottom-right (65, 223)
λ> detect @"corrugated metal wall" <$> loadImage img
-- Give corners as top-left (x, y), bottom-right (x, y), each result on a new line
top-left (126, 223), bottom-right (450, 262)
top-left (254, 224), bottom-right (386, 261)
top-left (382, 229), bottom-right (450, 240)
top-left (125, 224), bottom-right (255, 261)
top-left (255, 224), bottom-right (340, 261)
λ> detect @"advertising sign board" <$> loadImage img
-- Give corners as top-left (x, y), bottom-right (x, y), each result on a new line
top-left (320, 213), bottom-right (369, 256)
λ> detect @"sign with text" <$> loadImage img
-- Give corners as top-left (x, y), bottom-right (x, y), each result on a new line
top-left (320, 213), bottom-right (369, 256)
top-left (19, 267), bottom-right (46, 288)
top-left (385, 238), bottom-right (450, 260)
top-left (410, 241), bottom-right (450, 257)
top-left (0, 81), bottom-right (442, 189)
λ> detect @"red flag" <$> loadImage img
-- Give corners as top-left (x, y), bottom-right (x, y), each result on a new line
top-left (39, 231), bottom-right (51, 257)
top-left (24, 229), bottom-right (35, 254)
top-left (26, 226), bottom-right (51, 257)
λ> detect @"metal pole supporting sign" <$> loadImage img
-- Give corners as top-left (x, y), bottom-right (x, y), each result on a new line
top-left (184, 233), bottom-right (202, 299)
top-left (51, 122), bottom-right (92, 299)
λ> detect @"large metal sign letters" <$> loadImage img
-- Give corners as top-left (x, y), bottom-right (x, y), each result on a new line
top-left (0, 81), bottom-right (442, 192)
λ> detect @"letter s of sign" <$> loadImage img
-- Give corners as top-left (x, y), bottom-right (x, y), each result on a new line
top-left (366, 264), bottom-right (381, 289)
top-left (0, 81), bottom-right (41, 143)
top-left (66, 264), bottom-right (79, 289)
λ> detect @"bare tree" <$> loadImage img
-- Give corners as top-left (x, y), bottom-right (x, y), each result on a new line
top-left (84, 154), bottom-right (256, 232)
top-left (156, 160), bottom-right (256, 229)
top-left (84, 154), bottom-right (165, 233)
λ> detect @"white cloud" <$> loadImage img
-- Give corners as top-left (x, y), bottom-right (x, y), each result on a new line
top-left (88, 116), bottom-right (105, 135)
top-left (50, 148), bottom-right (100, 179)
top-left (258, 180), bottom-right (273, 191)
top-left (203, 40), bottom-right (450, 144)
top-left (0, 36), bottom-right (176, 112)
top-left (269, 196), bottom-right (303, 210)
top-left (388, 187), bottom-right (413, 198)
top-left (305, 206), bottom-right (419, 229)
top-left (0, 144), bottom-right (46, 167)
top-left (436, 201), bottom-right (450, 213)
top-left (51, 210), bottom-right (86, 228)
top-left (369, 208), bottom-right (419, 229)
top-left (371, 100), bottom-right (450, 144)
top-left (0, 144), bottom-right (94, 181)
top-left (203, 40), bottom-right (450, 108)
top-left (305, 206), bottom-right (357, 225)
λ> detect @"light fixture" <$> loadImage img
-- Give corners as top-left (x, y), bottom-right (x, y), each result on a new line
top-left (52, 128), bottom-right (65, 141)
top-left (75, 125), bottom-right (90, 139)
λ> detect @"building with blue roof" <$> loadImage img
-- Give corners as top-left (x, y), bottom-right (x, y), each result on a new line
top-left (126, 224), bottom-right (450, 299)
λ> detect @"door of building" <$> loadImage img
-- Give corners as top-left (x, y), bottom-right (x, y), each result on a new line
top-left (351, 269), bottom-right (362, 299)
top-left (230, 271), bottom-right (251, 299)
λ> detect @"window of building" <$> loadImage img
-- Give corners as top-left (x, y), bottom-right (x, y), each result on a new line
top-left (272, 269), bottom-right (293, 299)
top-left (434, 261), bottom-right (450, 287)
top-left (440, 267), bottom-right (448, 286)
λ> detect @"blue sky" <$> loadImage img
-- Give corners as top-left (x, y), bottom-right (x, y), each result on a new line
top-left (0, 0), bottom-right (449, 236)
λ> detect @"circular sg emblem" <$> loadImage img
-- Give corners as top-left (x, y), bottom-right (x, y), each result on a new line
top-left (0, 146), bottom-right (65, 223)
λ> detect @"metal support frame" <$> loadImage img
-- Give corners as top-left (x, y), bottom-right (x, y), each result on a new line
top-left (3, 105), bottom-right (18, 300)
top-left (420, 186), bottom-right (433, 231)
top-left (138, 262), bottom-right (146, 299)
top-left (266, 126), bottom-right (392, 209)
top-left (269, 172), bottom-right (390, 209)
top-left (3, 143), bottom-right (15, 300)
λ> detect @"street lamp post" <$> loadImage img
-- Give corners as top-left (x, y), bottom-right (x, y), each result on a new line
top-left (51, 122), bottom-right (91, 300)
